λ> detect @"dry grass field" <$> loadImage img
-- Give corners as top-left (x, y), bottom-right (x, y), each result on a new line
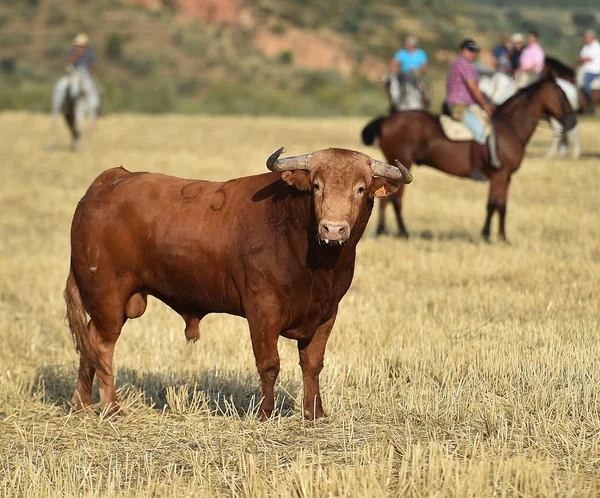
top-left (0, 112), bottom-right (599, 497)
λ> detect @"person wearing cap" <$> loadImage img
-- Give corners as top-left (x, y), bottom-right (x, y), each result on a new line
top-left (66, 33), bottom-right (98, 75)
top-left (446, 40), bottom-right (494, 138)
top-left (390, 36), bottom-right (428, 76)
top-left (510, 33), bottom-right (525, 72)
top-left (578, 30), bottom-right (600, 114)
top-left (516, 30), bottom-right (545, 88)
top-left (492, 34), bottom-right (512, 74)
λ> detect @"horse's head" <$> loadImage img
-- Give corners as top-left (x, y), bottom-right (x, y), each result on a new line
top-left (66, 66), bottom-right (91, 100)
top-left (541, 78), bottom-right (578, 132)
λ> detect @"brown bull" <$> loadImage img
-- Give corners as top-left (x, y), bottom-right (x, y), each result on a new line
top-left (65, 147), bottom-right (412, 420)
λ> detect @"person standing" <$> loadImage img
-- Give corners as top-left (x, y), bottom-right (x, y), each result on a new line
top-left (578, 30), bottom-right (600, 114)
top-left (516, 30), bottom-right (545, 88)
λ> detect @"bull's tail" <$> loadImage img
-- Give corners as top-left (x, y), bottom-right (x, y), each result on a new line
top-left (361, 116), bottom-right (385, 146)
top-left (64, 267), bottom-right (105, 373)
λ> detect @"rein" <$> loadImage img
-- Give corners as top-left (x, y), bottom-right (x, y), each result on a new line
top-left (492, 80), bottom-right (575, 149)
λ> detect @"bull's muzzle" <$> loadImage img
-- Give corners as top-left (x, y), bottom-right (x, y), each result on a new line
top-left (318, 221), bottom-right (350, 245)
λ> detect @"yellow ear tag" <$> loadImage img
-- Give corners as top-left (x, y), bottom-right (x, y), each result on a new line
top-left (374, 185), bottom-right (388, 197)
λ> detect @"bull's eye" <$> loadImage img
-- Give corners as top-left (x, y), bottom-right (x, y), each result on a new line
top-left (357, 186), bottom-right (365, 195)
top-left (312, 183), bottom-right (321, 192)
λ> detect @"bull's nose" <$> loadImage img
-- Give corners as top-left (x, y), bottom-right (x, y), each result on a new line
top-left (319, 221), bottom-right (350, 243)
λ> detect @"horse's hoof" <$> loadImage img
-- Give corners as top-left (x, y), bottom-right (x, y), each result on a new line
top-left (396, 231), bottom-right (409, 239)
top-left (375, 228), bottom-right (387, 236)
top-left (481, 233), bottom-right (491, 244)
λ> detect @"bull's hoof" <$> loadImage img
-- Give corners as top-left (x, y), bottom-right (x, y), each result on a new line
top-left (71, 392), bottom-right (92, 411)
top-left (303, 409), bottom-right (327, 422)
top-left (102, 403), bottom-right (125, 418)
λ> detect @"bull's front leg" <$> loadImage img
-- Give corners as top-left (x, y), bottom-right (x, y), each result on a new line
top-left (297, 308), bottom-right (337, 420)
top-left (247, 311), bottom-right (281, 420)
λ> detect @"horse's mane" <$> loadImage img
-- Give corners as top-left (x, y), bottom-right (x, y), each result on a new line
top-left (494, 77), bottom-right (554, 115)
top-left (544, 56), bottom-right (576, 79)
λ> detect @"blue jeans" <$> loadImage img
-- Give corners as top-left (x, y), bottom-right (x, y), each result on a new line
top-left (582, 72), bottom-right (599, 108)
top-left (462, 107), bottom-right (486, 144)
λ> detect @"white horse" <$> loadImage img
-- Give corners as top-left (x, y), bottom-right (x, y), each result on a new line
top-left (479, 72), bottom-right (580, 159)
top-left (386, 72), bottom-right (426, 112)
top-left (46, 66), bottom-right (100, 151)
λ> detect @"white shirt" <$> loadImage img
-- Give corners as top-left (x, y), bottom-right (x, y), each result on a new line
top-left (580, 39), bottom-right (600, 74)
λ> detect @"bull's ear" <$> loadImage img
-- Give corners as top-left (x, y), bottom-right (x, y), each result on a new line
top-left (281, 170), bottom-right (311, 192)
top-left (370, 177), bottom-right (400, 198)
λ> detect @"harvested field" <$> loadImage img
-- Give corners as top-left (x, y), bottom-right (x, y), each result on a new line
top-left (0, 112), bottom-right (599, 497)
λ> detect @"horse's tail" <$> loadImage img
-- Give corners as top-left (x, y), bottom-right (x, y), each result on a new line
top-left (361, 116), bottom-right (385, 146)
top-left (64, 266), bottom-right (105, 373)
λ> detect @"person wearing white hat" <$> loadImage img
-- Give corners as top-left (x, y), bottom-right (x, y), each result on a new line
top-left (509, 33), bottom-right (524, 73)
top-left (66, 33), bottom-right (98, 76)
top-left (578, 30), bottom-right (600, 114)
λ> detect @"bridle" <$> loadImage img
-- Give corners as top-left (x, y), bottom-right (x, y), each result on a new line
top-left (492, 79), bottom-right (576, 148)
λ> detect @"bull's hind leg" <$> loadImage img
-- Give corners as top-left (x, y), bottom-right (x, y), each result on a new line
top-left (72, 354), bottom-right (95, 410)
top-left (85, 290), bottom-right (144, 414)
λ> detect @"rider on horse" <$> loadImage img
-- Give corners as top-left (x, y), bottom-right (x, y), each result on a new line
top-left (445, 39), bottom-right (500, 169)
top-left (578, 30), bottom-right (600, 114)
top-left (515, 31), bottom-right (545, 89)
top-left (67, 33), bottom-right (98, 75)
top-left (65, 33), bottom-right (100, 110)
top-left (388, 36), bottom-right (430, 110)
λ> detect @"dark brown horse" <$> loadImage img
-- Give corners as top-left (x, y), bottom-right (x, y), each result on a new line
top-left (543, 56), bottom-right (600, 110)
top-left (361, 77), bottom-right (577, 242)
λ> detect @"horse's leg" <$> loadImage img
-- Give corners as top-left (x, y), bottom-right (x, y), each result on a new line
top-left (482, 174), bottom-right (508, 243)
top-left (390, 184), bottom-right (408, 238)
top-left (545, 119), bottom-right (561, 159)
top-left (72, 102), bottom-right (86, 152)
top-left (376, 197), bottom-right (388, 235)
top-left (497, 177), bottom-right (511, 244)
top-left (46, 79), bottom-right (68, 150)
top-left (569, 125), bottom-right (581, 159)
top-left (84, 108), bottom-right (96, 150)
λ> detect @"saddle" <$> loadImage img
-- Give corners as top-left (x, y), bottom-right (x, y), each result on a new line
top-left (439, 105), bottom-right (492, 142)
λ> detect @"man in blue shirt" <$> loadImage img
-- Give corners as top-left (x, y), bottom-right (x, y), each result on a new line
top-left (390, 36), bottom-right (428, 75)
top-left (66, 33), bottom-right (98, 75)
top-left (492, 34), bottom-right (512, 74)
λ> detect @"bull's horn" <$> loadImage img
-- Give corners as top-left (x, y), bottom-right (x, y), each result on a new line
top-left (370, 159), bottom-right (413, 184)
top-left (266, 147), bottom-right (313, 172)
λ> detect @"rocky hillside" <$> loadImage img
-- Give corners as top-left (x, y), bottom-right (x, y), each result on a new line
top-left (0, 0), bottom-right (596, 115)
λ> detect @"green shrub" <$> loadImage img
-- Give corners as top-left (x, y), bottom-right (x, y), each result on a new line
top-left (572, 12), bottom-right (595, 30)
top-left (134, 81), bottom-right (175, 113)
top-left (176, 77), bottom-right (199, 97)
top-left (105, 32), bottom-right (126, 61)
top-left (277, 50), bottom-right (293, 65)
top-left (123, 54), bottom-right (156, 78)
top-left (46, 3), bottom-right (67, 25)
